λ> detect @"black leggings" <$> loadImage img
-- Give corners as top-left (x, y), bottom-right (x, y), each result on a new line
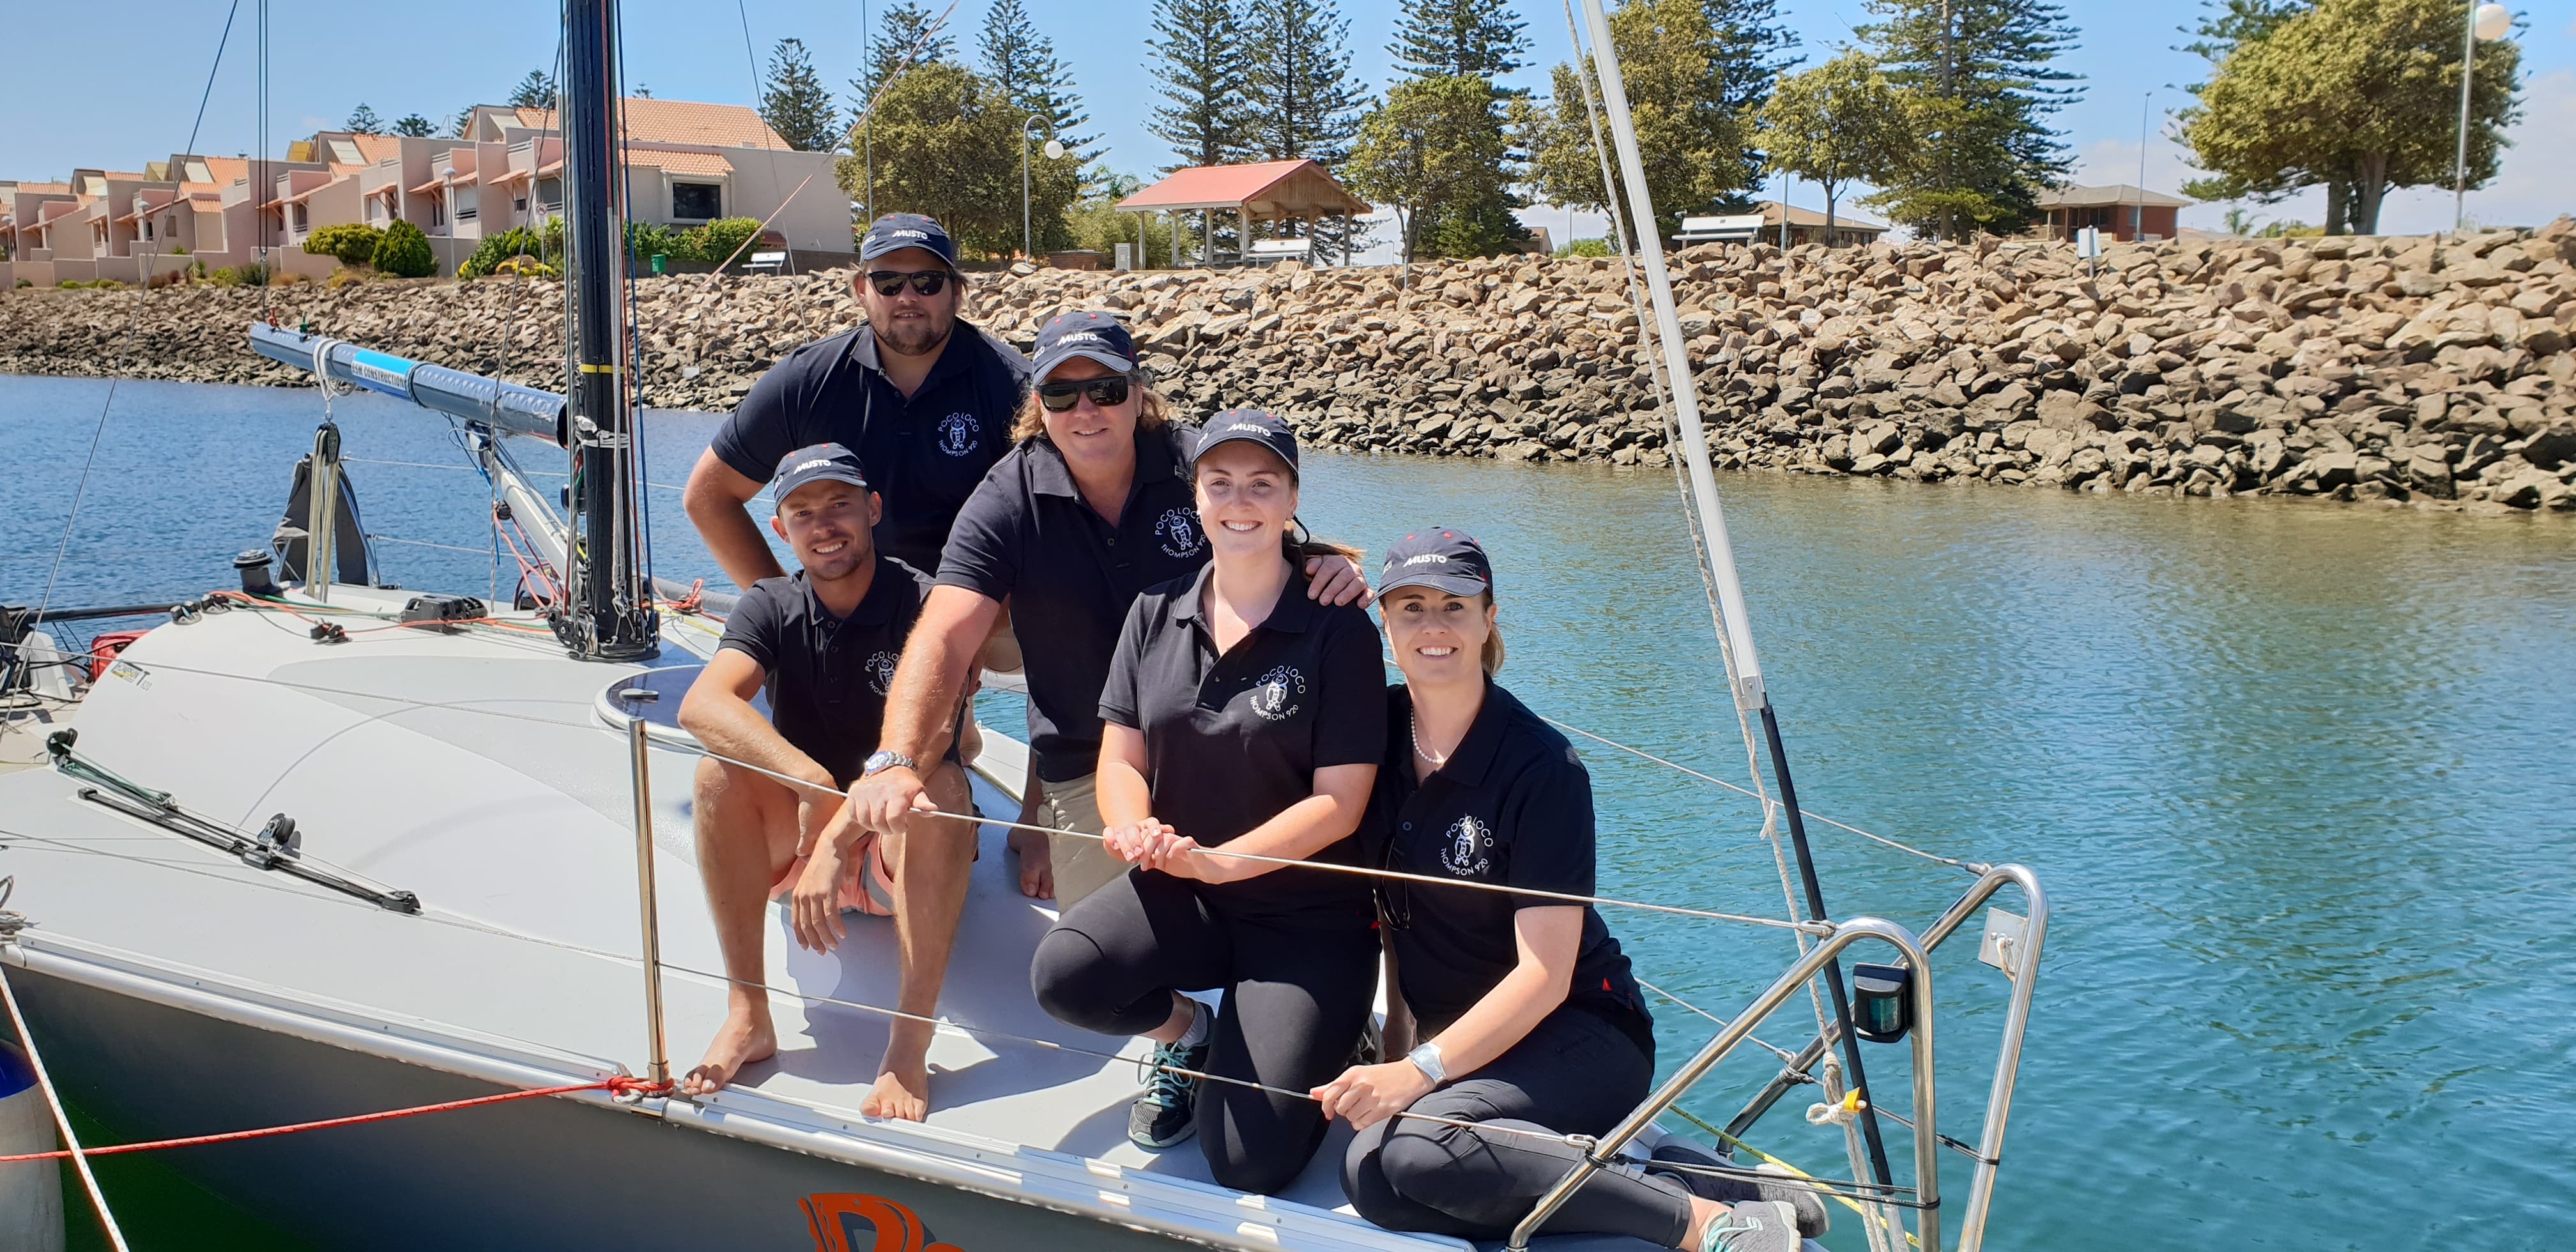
top-left (1343, 1005), bottom-right (1696, 1245)
top-left (1031, 868), bottom-right (1379, 1195)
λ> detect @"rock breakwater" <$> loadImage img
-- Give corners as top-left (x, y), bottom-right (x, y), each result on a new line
top-left (7, 217), bottom-right (2573, 512)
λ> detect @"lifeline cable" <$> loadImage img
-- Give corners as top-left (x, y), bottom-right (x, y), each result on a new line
top-left (0, 1075), bottom-right (670, 1165)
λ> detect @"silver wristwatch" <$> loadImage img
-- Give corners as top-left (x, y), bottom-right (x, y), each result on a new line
top-left (1405, 1041), bottom-right (1447, 1085)
top-left (861, 749), bottom-right (917, 777)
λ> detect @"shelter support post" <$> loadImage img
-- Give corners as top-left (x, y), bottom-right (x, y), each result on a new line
top-left (1503, 918), bottom-right (1942, 1252)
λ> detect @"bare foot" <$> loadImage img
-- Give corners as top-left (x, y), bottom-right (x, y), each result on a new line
top-left (681, 1004), bottom-right (776, 1097)
top-left (1008, 827), bottom-right (1054, 899)
top-left (860, 1060), bottom-right (931, 1120)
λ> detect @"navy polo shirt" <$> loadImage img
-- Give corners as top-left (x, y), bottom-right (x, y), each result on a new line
top-left (714, 555), bottom-right (937, 788)
top-left (936, 424), bottom-right (1211, 784)
top-left (1099, 565), bottom-right (1387, 928)
top-left (1360, 682), bottom-right (1651, 1048)
top-left (709, 320), bottom-right (1032, 576)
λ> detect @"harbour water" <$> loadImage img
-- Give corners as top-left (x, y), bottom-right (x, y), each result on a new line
top-left (6, 374), bottom-right (2573, 1251)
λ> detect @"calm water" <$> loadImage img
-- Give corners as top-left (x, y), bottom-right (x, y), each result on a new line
top-left (7, 374), bottom-right (2574, 1251)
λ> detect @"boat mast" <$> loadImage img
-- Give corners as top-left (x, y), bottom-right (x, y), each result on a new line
top-left (1573, 0), bottom-right (1897, 1199)
top-left (559, 0), bottom-right (658, 660)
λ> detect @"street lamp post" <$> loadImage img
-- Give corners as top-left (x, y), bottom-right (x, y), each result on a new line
top-left (1023, 114), bottom-right (1063, 261)
top-left (2454, 3), bottom-right (2512, 234)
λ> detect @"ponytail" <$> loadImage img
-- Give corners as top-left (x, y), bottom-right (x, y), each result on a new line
top-left (1285, 515), bottom-right (1362, 570)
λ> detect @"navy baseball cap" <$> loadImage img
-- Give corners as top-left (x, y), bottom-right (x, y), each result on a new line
top-left (1377, 528), bottom-right (1494, 597)
top-left (859, 213), bottom-right (958, 265)
top-left (1031, 310), bottom-right (1137, 381)
top-left (1196, 408), bottom-right (1299, 472)
top-left (770, 443), bottom-right (870, 511)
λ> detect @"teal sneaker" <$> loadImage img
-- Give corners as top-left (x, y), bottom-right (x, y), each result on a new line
top-left (1648, 1141), bottom-right (1828, 1238)
top-left (1129, 1039), bottom-right (1207, 1149)
top-left (1697, 1199), bottom-right (1803, 1252)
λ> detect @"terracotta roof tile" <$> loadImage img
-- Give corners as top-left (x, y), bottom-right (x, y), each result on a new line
top-left (510, 97), bottom-right (789, 149)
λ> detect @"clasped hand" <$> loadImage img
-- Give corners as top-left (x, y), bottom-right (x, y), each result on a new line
top-left (1103, 818), bottom-right (1228, 881)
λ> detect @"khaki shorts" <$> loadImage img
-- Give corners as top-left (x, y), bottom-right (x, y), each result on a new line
top-left (1038, 771), bottom-right (1127, 906)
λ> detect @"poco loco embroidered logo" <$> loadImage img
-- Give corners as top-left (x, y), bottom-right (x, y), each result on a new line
top-left (1248, 664), bottom-right (1307, 721)
top-left (865, 650), bottom-right (900, 696)
top-left (1154, 507), bottom-right (1203, 557)
top-left (1438, 814), bottom-right (1493, 877)
top-left (935, 411), bottom-right (979, 457)
top-left (799, 1191), bottom-right (965, 1252)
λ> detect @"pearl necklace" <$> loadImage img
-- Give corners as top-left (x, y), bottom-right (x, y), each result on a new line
top-left (1410, 708), bottom-right (1455, 767)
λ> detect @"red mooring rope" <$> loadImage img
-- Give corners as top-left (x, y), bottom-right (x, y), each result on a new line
top-left (0, 1075), bottom-right (671, 1164)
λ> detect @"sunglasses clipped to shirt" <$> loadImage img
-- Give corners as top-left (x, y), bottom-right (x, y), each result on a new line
top-left (1035, 375), bottom-right (1133, 411)
top-left (866, 269), bottom-right (952, 297)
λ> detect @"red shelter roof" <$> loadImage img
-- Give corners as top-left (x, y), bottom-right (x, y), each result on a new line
top-left (1117, 160), bottom-right (1368, 219)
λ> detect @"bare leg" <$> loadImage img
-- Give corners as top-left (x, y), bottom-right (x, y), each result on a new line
top-left (682, 756), bottom-right (799, 1096)
top-left (1010, 777), bottom-right (1053, 899)
top-left (862, 760), bottom-right (979, 1120)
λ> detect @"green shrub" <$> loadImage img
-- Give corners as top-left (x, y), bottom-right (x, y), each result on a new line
top-left (93, 279), bottom-right (126, 290)
top-left (372, 220), bottom-right (436, 278)
top-left (627, 220), bottom-right (686, 264)
top-left (683, 217), bottom-right (765, 268)
top-left (12, 279), bottom-right (29, 289)
top-left (172, 245), bottom-right (190, 256)
top-left (457, 225), bottom-right (552, 279)
top-left (1554, 238), bottom-right (1611, 258)
top-left (305, 223), bottom-right (384, 266)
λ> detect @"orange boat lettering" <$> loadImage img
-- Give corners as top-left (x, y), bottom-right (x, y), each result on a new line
top-left (800, 1193), bottom-right (966, 1252)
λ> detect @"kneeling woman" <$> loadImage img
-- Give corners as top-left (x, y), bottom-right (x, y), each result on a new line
top-left (1316, 530), bottom-right (1823, 1252)
top-left (1032, 410), bottom-right (1386, 1193)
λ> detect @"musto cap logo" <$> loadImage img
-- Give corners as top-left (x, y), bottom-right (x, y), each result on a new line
top-left (793, 457), bottom-right (836, 474)
top-left (1438, 814), bottom-right (1494, 877)
top-left (1057, 331), bottom-right (1106, 347)
top-left (936, 412), bottom-right (979, 457)
top-left (1404, 553), bottom-right (1449, 565)
top-left (1248, 664), bottom-right (1307, 721)
top-left (1154, 507), bottom-right (1202, 557)
top-left (865, 650), bottom-right (900, 696)
top-left (893, 229), bottom-right (928, 240)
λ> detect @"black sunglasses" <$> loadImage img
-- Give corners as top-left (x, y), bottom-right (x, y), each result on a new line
top-left (1376, 835), bottom-right (1413, 931)
top-left (1036, 375), bottom-right (1133, 411)
top-left (866, 269), bottom-right (951, 297)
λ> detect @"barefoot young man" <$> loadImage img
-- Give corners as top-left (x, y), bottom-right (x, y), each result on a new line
top-left (677, 444), bottom-right (990, 1119)
top-left (680, 213), bottom-right (1054, 897)
top-left (847, 311), bottom-right (1374, 1145)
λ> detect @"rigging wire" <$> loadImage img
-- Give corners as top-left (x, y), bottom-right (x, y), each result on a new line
top-left (0, 963), bottom-right (133, 1251)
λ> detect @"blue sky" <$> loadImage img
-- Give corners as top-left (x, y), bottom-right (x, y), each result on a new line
top-left (6, 1), bottom-right (2569, 246)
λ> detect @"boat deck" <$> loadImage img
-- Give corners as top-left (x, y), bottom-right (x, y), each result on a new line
top-left (0, 591), bottom-right (1766, 1250)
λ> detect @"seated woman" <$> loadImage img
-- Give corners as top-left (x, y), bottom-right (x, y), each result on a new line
top-left (1031, 409), bottom-right (1386, 1193)
top-left (1316, 529), bottom-right (1827, 1252)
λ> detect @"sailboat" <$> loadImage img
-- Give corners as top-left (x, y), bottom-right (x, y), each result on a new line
top-left (0, 2), bottom-right (2047, 1250)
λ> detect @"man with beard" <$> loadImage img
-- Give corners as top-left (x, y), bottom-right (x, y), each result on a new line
top-left (676, 443), bottom-right (991, 1121)
top-left (682, 213), bottom-right (1052, 894)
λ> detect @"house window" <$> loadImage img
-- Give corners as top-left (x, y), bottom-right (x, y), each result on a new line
top-left (455, 187), bottom-right (479, 222)
top-left (537, 176), bottom-right (562, 211)
top-left (432, 197), bottom-right (445, 227)
top-left (142, 218), bottom-right (155, 240)
top-left (293, 203), bottom-right (308, 233)
top-left (514, 194), bottom-right (529, 214)
top-left (671, 181), bottom-right (721, 220)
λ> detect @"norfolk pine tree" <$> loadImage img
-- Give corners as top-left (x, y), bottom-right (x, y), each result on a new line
top-left (2180, 0), bottom-right (2519, 236)
top-left (979, 0), bottom-right (1096, 163)
top-left (1148, 0), bottom-right (1251, 169)
top-left (1857, 0), bottom-right (2082, 240)
top-left (762, 39), bottom-right (841, 153)
top-left (1756, 52), bottom-right (1913, 245)
top-left (1705, 0), bottom-right (1805, 205)
top-left (344, 104), bottom-right (384, 135)
top-left (1241, 0), bottom-right (1369, 253)
top-left (391, 113), bottom-right (436, 137)
top-left (853, 3), bottom-right (957, 117)
top-left (1381, 0), bottom-right (1529, 257)
top-left (509, 70), bottom-right (558, 111)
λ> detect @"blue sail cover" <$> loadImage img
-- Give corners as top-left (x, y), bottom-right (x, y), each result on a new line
top-left (249, 323), bottom-right (567, 445)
